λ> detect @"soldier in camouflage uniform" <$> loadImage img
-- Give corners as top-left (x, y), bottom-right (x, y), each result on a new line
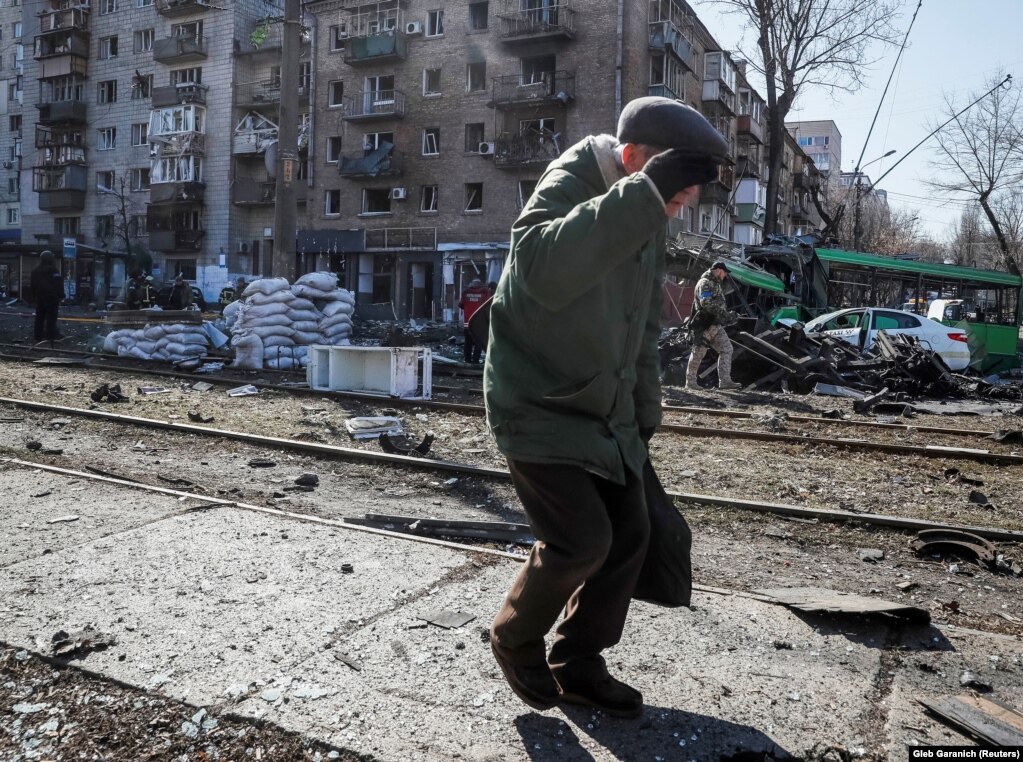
top-left (686, 261), bottom-right (740, 390)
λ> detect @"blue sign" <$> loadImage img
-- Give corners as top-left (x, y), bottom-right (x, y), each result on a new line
top-left (62, 237), bottom-right (77, 260)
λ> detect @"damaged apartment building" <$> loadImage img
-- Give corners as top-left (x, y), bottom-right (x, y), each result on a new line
top-left (0, 0), bottom-right (824, 319)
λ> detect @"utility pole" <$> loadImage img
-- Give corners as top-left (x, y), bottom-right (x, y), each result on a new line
top-left (271, 0), bottom-right (300, 282)
top-left (852, 175), bottom-right (863, 253)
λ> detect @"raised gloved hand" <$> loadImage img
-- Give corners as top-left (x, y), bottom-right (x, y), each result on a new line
top-left (642, 149), bottom-right (722, 201)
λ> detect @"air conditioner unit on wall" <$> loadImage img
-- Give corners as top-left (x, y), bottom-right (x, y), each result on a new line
top-left (390, 187), bottom-right (407, 200)
top-left (478, 142), bottom-right (495, 156)
top-left (405, 20), bottom-right (422, 35)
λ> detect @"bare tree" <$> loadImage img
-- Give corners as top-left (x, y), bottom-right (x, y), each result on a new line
top-left (98, 176), bottom-right (151, 275)
top-left (929, 74), bottom-right (1023, 274)
top-left (711, 0), bottom-right (901, 234)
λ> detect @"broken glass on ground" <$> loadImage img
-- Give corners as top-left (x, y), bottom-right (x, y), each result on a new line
top-left (344, 416), bottom-right (403, 439)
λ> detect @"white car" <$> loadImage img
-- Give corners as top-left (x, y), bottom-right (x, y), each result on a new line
top-left (801, 307), bottom-right (971, 370)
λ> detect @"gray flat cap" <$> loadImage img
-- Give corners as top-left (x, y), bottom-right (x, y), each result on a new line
top-left (617, 97), bottom-right (729, 158)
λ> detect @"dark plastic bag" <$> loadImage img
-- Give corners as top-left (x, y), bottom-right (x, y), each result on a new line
top-left (467, 294), bottom-right (494, 351)
top-left (634, 459), bottom-right (693, 607)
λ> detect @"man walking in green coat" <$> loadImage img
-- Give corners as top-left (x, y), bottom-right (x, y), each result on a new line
top-left (484, 97), bottom-right (728, 717)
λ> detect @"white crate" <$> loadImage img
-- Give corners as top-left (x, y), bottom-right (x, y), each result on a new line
top-left (306, 345), bottom-right (432, 399)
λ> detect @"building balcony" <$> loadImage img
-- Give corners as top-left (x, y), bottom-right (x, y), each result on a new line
top-left (37, 99), bottom-right (87, 125)
top-left (494, 129), bottom-right (566, 169)
top-left (33, 164), bottom-right (87, 211)
top-left (702, 80), bottom-right (736, 115)
top-left (497, 2), bottom-right (576, 43)
top-left (153, 35), bottom-right (208, 64)
top-left (37, 7), bottom-right (89, 33)
top-left (735, 156), bottom-right (762, 179)
top-left (737, 114), bottom-right (763, 144)
top-left (34, 29), bottom-right (90, 60)
top-left (339, 146), bottom-right (403, 178)
top-left (648, 21), bottom-right (695, 71)
top-left (37, 54), bottom-right (87, 80)
top-left (734, 202), bottom-right (766, 227)
top-left (232, 179), bottom-right (307, 205)
top-left (148, 229), bottom-right (204, 252)
top-left (341, 90), bottom-right (407, 122)
top-left (700, 181), bottom-right (732, 208)
top-left (35, 124), bottom-right (85, 152)
top-left (343, 30), bottom-right (407, 66)
top-left (150, 181), bottom-right (205, 205)
top-left (156, 0), bottom-right (213, 18)
top-left (152, 82), bottom-right (208, 107)
top-left (234, 80), bottom-right (309, 108)
top-left (646, 83), bottom-right (681, 100)
top-left (793, 173), bottom-right (818, 191)
top-left (488, 71), bottom-right (576, 110)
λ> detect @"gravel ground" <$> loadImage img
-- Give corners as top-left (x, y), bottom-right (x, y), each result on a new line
top-left (0, 647), bottom-right (365, 761)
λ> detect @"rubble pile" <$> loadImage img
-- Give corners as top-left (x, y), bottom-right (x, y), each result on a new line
top-left (101, 322), bottom-right (209, 362)
top-left (225, 273), bottom-right (355, 371)
top-left (662, 323), bottom-right (1023, 401)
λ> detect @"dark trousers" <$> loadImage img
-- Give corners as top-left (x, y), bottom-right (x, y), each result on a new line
top-left (492, 459), bottom-right (650, 668)
top-left (34, 303), bottom-right (59, 342)
top-left (463, 328), bottom-right (482, 364)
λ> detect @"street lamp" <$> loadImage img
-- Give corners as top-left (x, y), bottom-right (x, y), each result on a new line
top-left (853, 149), bottom-right (897, 252)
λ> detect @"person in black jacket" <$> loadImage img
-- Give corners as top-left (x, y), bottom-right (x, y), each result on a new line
top-left (30, 250), bottom-right (64, 343)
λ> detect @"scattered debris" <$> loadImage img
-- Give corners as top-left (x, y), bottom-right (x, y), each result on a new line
top-left (943, 468), bottom-right (984, 486)
top-left (910, 529), bottom-right (997, 568)
top-left (248, 459), bottom-right (277, 468)
top-left (84, 465), bottom-right (138, 482)
top-left (959, 670), bottom-right (993, 693)
top-left (31, 490), bottom-right (52, 498)
top-left (51, 626), bottom-right (115, 658)
top-left (417, 610), bottom-right (477, 629)
top-left (187, 411), bottom-right (215, 423)
top-left (137, 386), bottom-right (173, 396)
top-left (26, 440), bottom-right (42, 451)
top-left (293, 684), bottom-right (331, 700)
top-left (189, 381), bottom-right (215, 392)
top-left (345, 416), bottom-right (403, 439)
top-left (294, 473), bottom-right (319, 487)
top-left (755, 587), bottom-right (931, 623)
top-left (857, 548), bottom-right (885, 563)
top-left (340, 563), bottom-right (354, 574)
top-left (47, 515), bottom-right (80, 524)
top-left (260, 688), bottom-right (282, 703)
top-left (378, 431), bottom-right (435, 456)
top-left (333, 652), bottom-right (363, 671)
top-left (226, 385), bottom-right (259, 397)
top-left (919, 694), bottom-right (1023, 745)
top-left (897, 581), bottom-right (919, 592)
top-left (90, 383), bottom-right (129, 403)
top-left (988, 429), bottom-right (1023, 443)
top-left (347, 513), bottom-right (534, 544)
top-left (968, 490), bottom-right (997, 510)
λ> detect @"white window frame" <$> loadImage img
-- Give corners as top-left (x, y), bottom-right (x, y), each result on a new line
top-left (329, 23), bottom-right (347, 51)
top-left (326, 136), bottom-right (341, 163)
top-left (100, 35), bottom-right (118, 59)
top-left (324, 189), bottom-right (341, 216)
top-left (421, 185), bottom-right (438, 213)
top-left (423, 68), bottom-right (441, 97)
top-left (422, 128), bottom-right (439, 156)
top-left (96, 169), bottom-right (115, 191)
top-left (7, 208), bottom-right (19, 225)
top-left (98, 127), bottom-right (116, 150)
top-left (464, 182), bottom-right (482, 212)
top-left (130, 122), bottom-right (149, 146)
top-left (99, 0), bottom-right (116, 15)
top-left (134, 29), bottom-right (154, 53)
top-left (426, 9), bottom-right (444, 37)
top-left (327, 80), bottom-right (344, 108)
top-left (98, 79), bottom-right (117, 104)
top-left (130, 167), bottom-right (150, 191)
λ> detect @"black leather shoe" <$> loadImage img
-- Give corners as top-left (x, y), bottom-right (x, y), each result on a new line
top-left (490, 640), bottom-right (559, 711)
top-left (552, 658), bottom-right (643, 718)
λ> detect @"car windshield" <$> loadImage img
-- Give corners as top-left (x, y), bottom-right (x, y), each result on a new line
top-left (816, 311), bottom-right (863, 331)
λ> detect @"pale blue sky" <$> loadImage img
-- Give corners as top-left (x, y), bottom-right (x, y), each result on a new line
top-left (692, 0), bottom-right (1023, 241)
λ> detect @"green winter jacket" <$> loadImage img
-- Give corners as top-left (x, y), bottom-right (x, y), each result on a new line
top-left (483, 134), bottom-right (668, 485)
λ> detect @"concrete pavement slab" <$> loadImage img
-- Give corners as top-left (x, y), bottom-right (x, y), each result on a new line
top-left (0, 463), bottom-right (191, 568)
top-left (2, 470), bottom-right (1023, 760)
top-left (0, 501), bottom-right (468, 708)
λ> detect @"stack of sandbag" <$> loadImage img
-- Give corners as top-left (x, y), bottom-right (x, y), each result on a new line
top-left (226, 274), bottom-right (356, 370)
top-left (102, 323), bottom-right (208, 362)
top-left (292, 271), bottom-right (355, 346)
